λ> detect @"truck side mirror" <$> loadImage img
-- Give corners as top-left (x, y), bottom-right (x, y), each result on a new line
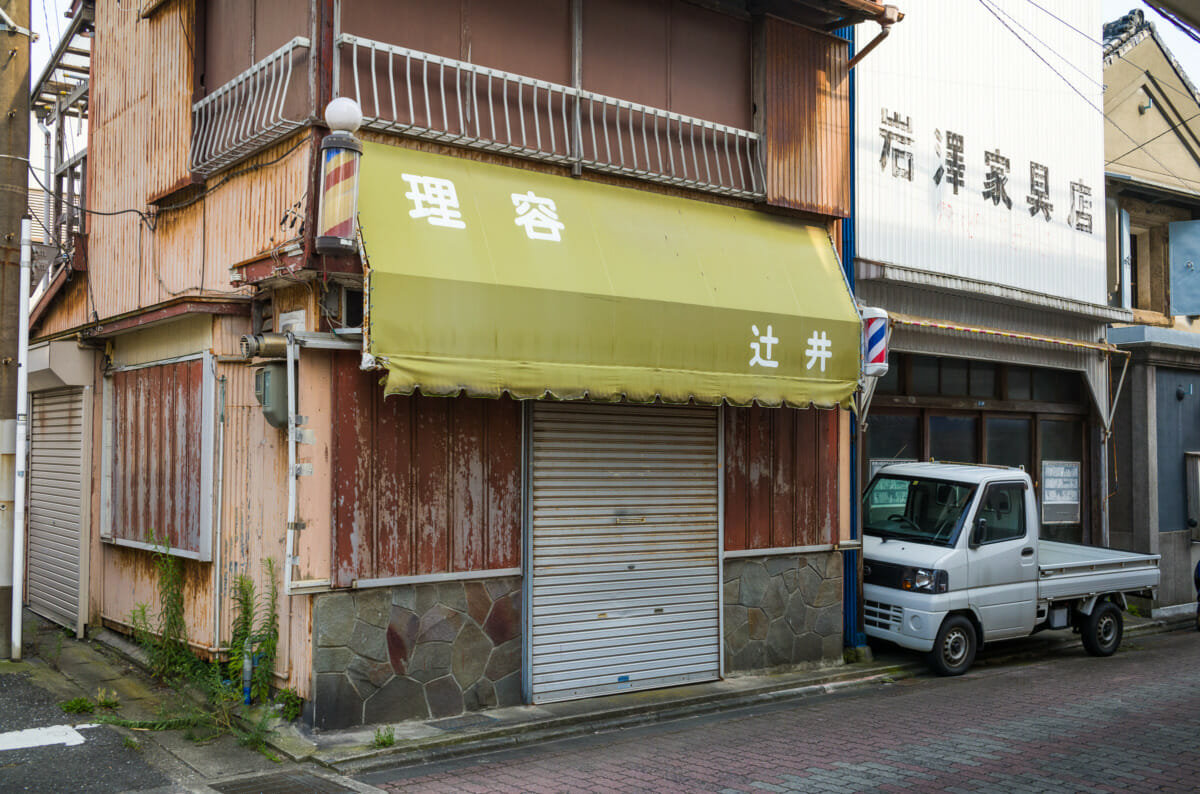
top-left (970, 518), bottom-right (987, 549)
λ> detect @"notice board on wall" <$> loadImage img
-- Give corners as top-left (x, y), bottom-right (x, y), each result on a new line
top-left (1041, 460), bottom-right (1081, 524)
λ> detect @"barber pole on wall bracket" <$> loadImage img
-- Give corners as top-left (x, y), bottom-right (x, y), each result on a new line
top-left (860, 305), bottom-right (889, 380)
top-left (315, 97), bottom-right (364, 255)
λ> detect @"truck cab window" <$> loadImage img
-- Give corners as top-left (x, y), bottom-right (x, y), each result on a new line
top-left (977, 483), bottom-right (1026, 544)
top-left (864, 475), bottom-right (975, 546)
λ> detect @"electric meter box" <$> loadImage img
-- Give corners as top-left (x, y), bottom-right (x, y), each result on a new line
top-left (254, 362), bottom-right (289, 429)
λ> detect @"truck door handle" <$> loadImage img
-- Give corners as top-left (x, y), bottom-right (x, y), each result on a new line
top-left (1021, 547), bottom-right (1035, 557)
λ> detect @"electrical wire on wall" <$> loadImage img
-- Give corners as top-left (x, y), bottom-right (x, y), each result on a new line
top-left (24, 137), bottom-right (308, 305)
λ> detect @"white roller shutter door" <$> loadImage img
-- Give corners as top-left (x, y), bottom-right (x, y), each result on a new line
top-left (529, 403), bottom-right (720, 703)
top-left (27, 389), bottom-right (86, 633)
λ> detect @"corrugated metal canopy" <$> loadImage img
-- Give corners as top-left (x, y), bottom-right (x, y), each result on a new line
top-left (360, 142), bottom-right (862, 409)
top-left (887, 311), bottom-right (1120, 428)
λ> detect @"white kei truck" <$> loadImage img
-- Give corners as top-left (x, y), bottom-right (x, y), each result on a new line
top-left (861, 462), bottom-right (1160, 676)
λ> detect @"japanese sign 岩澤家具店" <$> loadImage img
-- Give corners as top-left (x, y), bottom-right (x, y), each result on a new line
top-left (852, 0), bottom-right (1106, 307)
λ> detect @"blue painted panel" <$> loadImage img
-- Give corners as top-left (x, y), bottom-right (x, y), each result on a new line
top-left (1156, 369), bottom-right (1200, 533)
top-left (1169, 220), bottom-right (1200, 316)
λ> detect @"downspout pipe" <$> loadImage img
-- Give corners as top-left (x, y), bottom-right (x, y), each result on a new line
top-left (284, 333), bottom-right (298, 596)
top-left (839, 25), bottom-right (868, 651)
top-left (847, 5), bottom-right (902, 71)
top-left (11, 218), bottom-right (31, 659)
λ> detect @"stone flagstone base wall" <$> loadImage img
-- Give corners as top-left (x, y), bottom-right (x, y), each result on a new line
top-left (723, 552), bottom-right (843, 673)
top-left (310, 576), bottom-right (522, 730)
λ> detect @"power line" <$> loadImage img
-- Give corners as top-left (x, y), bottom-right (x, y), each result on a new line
top-left (1106, 107), bottom-right (1200, 165)
top-left (1142, 2), bottom-right (1200, 47)
top-left (977, 0), bottom-right (1195, 196)
top-left (1022, 0), bottom-right (1101, 46)
top-left (991, 0), bottom-right (1102, 88)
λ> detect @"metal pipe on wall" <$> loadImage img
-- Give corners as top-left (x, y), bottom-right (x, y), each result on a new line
top-left (284, 333), bottom-right (298, 596)
top-left (209, 375), bottom-right (226, 652)
top-left (11, 218), bottom-right (31, 659)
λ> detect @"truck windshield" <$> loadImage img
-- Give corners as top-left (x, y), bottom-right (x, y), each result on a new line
top-left (863, 475), bottom-right (976, 546)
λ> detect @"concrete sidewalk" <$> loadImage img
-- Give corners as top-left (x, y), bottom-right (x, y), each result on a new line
top-left (8, 608), bottom-right (1191, 787)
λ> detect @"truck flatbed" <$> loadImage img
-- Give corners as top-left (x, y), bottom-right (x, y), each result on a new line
top-left (1037, 540), bottom-right (1160, 601)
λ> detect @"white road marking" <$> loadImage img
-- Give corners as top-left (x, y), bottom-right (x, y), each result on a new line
top-left (0, 723), bottom-right (100, 751)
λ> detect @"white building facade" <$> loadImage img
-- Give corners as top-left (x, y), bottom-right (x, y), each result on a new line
top-left (853, 0), bottom-right (1130, 545)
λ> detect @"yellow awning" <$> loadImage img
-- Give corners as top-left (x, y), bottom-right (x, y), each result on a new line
top-left (359, 142), bottom-right (861, 408)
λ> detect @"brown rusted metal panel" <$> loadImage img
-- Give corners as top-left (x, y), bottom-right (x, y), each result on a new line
top-left (414, 395), bottom-right (451, 573)
top-left (764, 17), bottom-right (850, 217)
top-left (341, 0), bottom-right (463, 59)
top-left (583, 0), bottom-right (669, 109)
top-left (255, 0), bottom-right (311, 56)
top-left (330, 357), bottom-right (522, 582)
top-left (470, 0), bottom-right (570, 83)
top-left (145, 1), bottom-right (195, 202)
top-left (723, 407), bottom-right (748, 550)
top-left (724, 406), bottom-right (839, 551)
top-left (204, 0), bottom-right (254, 90)
top-left (372, 387), bottom-right (412, 582)
top-left (669, 2), bottom-right (751, 129)
top-left (331, 354), bottom-right (374, 588)
top-left (110, 359), bottom-right (205, 552)
top-left (770, 407), bottom-right (796, 547)
top-left (817, 406), bottom-right (840, 545)
top-left (450, 397), bottom-right (486, 572)
top-left (484, 398), bottom-right (521, 568)
top-left (747, 406), bottom-right (772, 549)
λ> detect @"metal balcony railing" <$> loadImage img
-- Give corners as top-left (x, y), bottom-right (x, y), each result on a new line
top-left (337, 33), bottom-right (764, 200)
top-left (190, 37), bottom-right (311, 177)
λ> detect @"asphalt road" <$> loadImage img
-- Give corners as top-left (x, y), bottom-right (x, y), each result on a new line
top-left (362, 628), bottom-right (1200, 793)
top-left (0, 670), bottom-right (169, 793)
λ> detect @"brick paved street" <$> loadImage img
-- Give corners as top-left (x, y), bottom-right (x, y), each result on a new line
top-left (362, 629), bottom-right (1200, 793)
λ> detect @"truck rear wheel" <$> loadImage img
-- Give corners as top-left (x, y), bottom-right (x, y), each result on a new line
top-left (1081, 601), bottom-right (1123, 657)
top-left (928, 615), bottom-right (976, 676)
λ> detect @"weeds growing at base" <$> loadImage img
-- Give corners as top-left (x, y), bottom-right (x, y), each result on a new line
top-left (101, 541), bottom-right (292, 762)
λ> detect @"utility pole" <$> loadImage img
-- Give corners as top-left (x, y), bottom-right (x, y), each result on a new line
top-left (0, 0), bottom-right (31, 660)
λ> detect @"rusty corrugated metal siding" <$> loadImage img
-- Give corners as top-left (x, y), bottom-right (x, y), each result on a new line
top-left (110, 359), bottom-right (205, 553)
top-left (34, 277), bottom-right (91, 339)
top-left (202, 135), bottom-right (311, 270)
top-left (102, 545), bottom-right (214, 649)
top-left (724, 405), bottom-right (840, 550)
top-left (331, 356), bottom-right (522, 587)
top-left (764, 17), bottom-right (850, 217)
top-left (42, 5), bottom-right (309, 337)
top-left (217, 361), bottom-right (295, 683)
top-left (145, 1), bottom-right (195, 201)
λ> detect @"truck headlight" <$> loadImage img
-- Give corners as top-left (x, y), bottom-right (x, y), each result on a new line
top-left (902, 567), bottom-right (949, 593)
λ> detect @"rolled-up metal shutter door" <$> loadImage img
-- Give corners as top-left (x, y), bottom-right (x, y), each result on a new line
top-left (529, 402), bottom-right (720, 703)
top-left (27, 389), bottom-right (85, 632)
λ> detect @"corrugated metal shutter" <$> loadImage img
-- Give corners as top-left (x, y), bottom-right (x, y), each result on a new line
top-left (27, 389), bottom-right (86, 632)
top-left (529, 402), bottom-right (720, 703)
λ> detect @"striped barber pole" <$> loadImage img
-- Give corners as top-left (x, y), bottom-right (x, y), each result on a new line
top-left (860, 306), bottom-right (889, 379)
top-left (315, 130), bottom-right (363, 254)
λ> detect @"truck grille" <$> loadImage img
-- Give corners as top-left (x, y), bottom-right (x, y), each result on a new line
top-left (864, 599), bottom-right (902, 630)
top-left (863, 559), bottom-right (906, 589)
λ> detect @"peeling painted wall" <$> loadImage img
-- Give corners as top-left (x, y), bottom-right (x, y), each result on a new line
top-left (330, 355), bottom-right (522, 586)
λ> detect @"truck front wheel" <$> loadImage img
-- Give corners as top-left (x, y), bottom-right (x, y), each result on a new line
top-left (1081, 600), bottom-right (1123, 657)
top-left (928, 615), bottom-right (976, 676)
